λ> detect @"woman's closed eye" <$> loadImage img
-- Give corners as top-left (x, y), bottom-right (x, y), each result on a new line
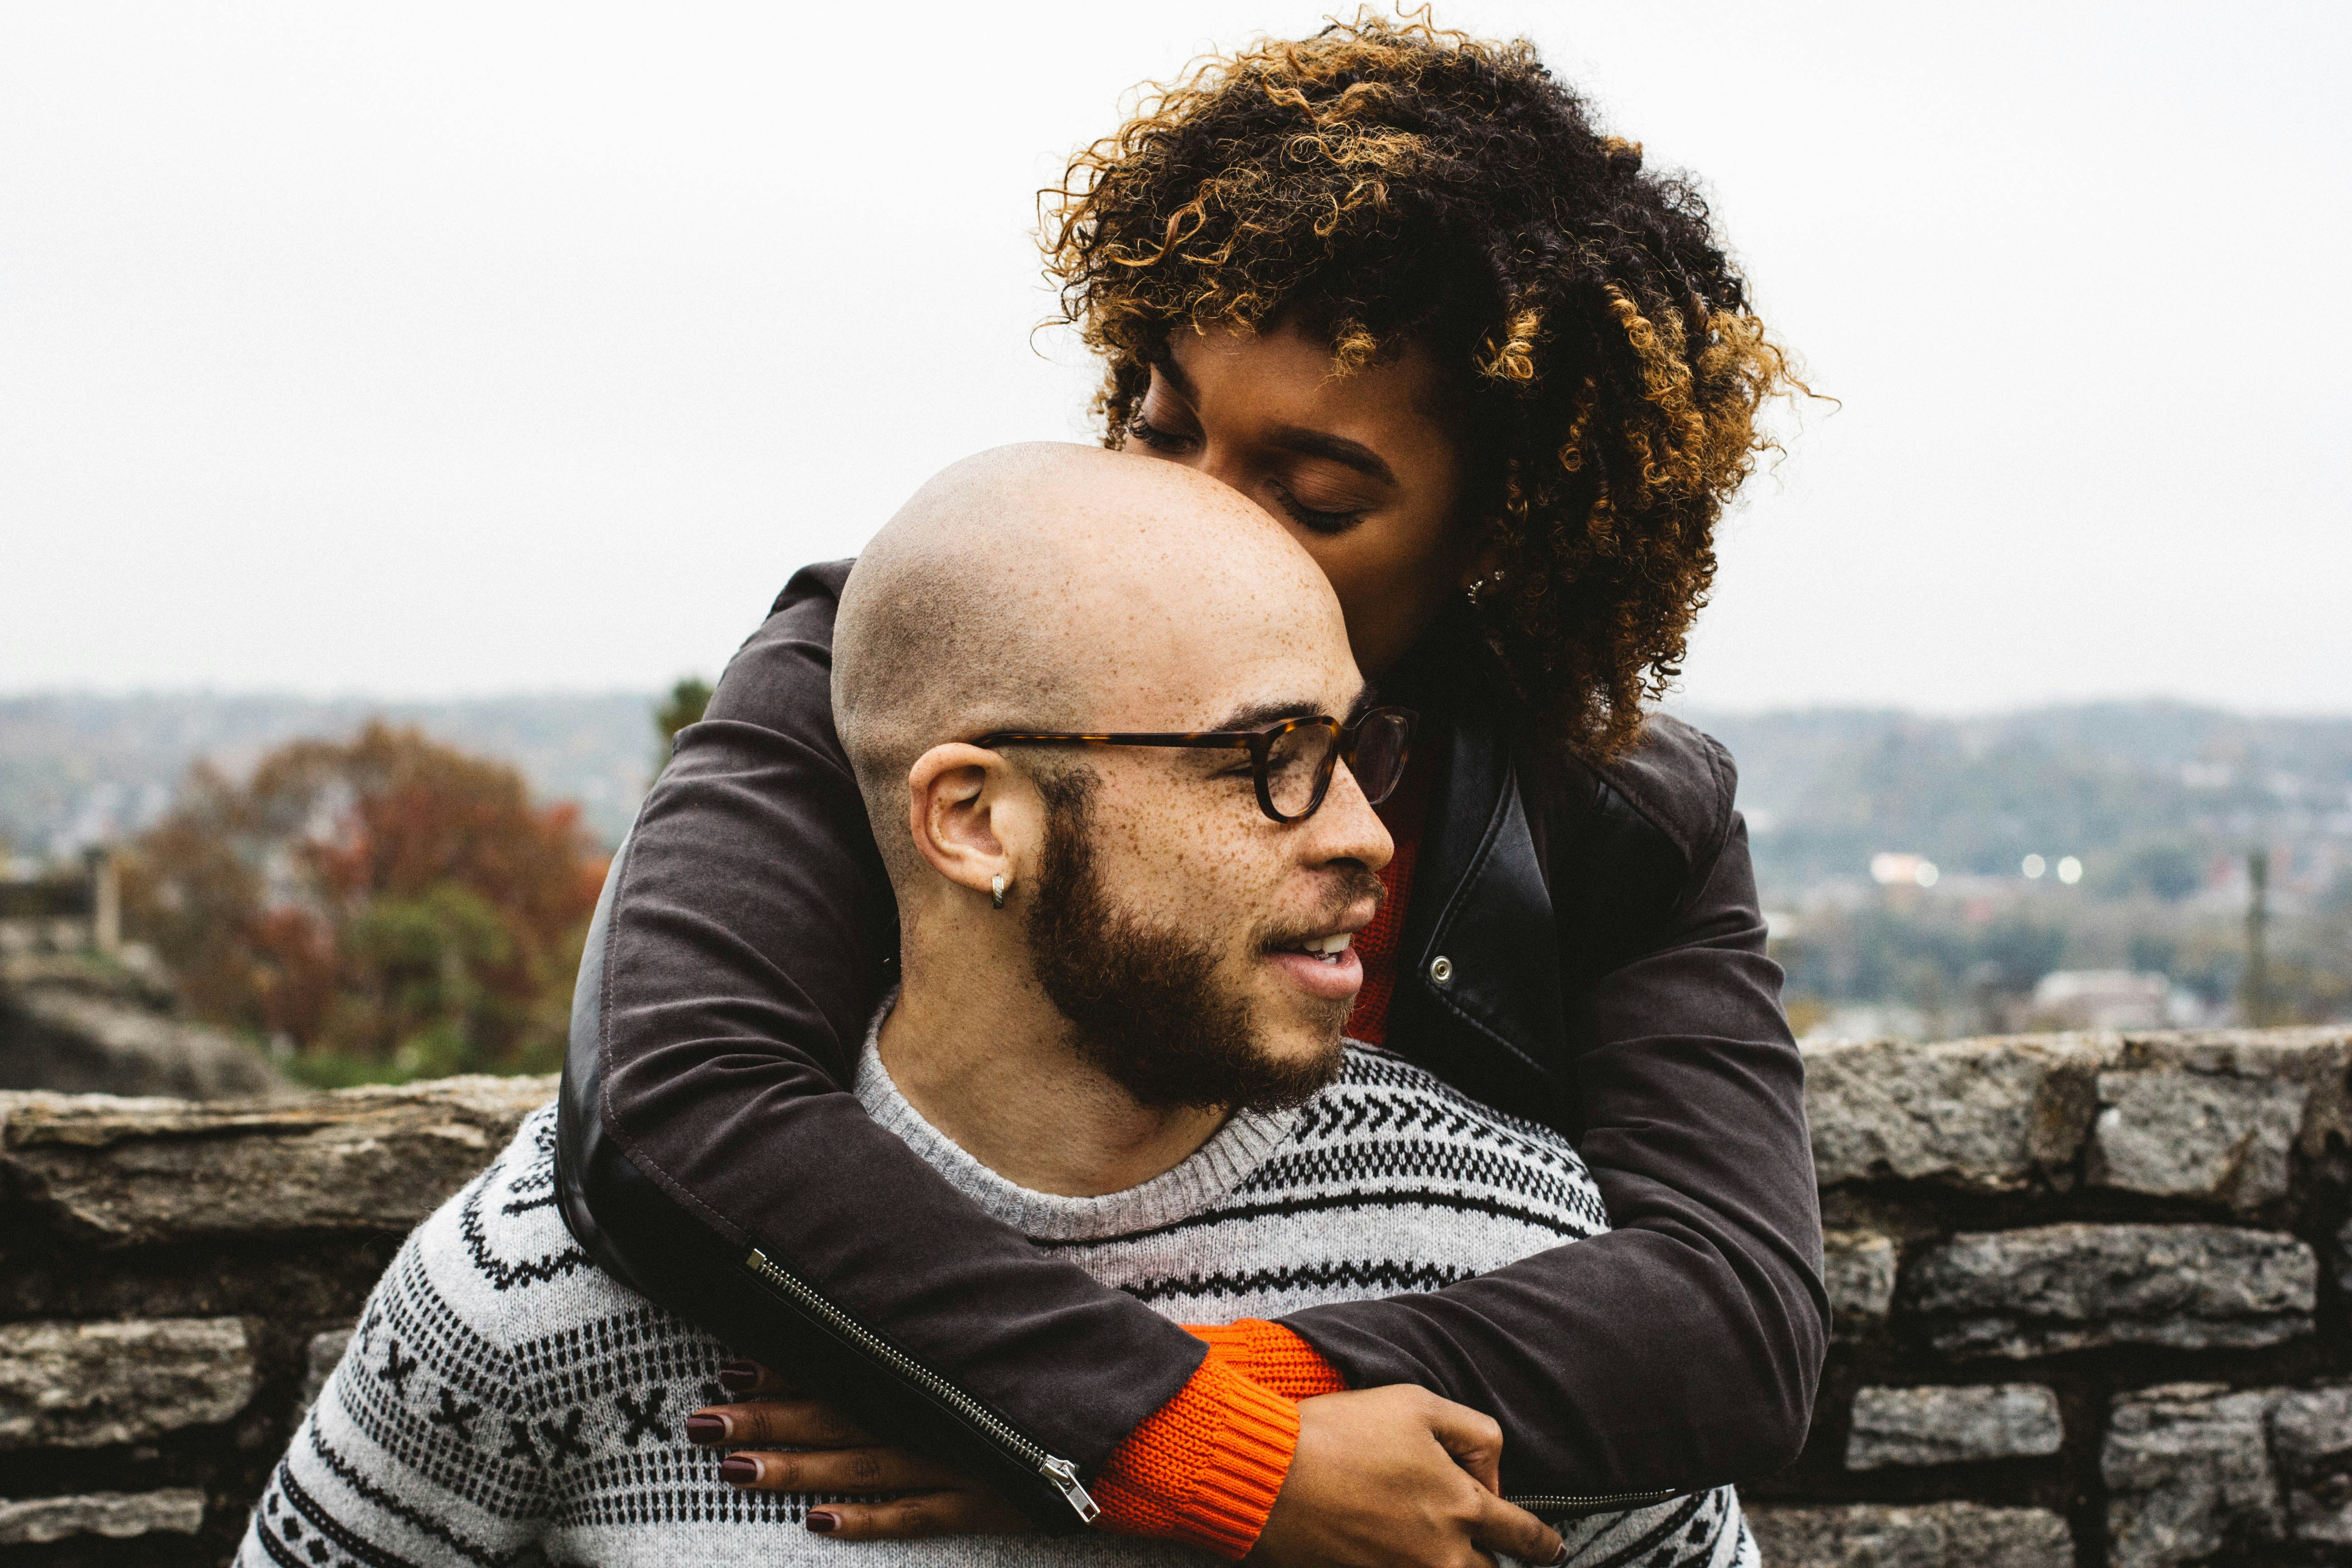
top-left (1267, 479), bottom-right (1369, 535)
top-left (1127, 408), bottom-right (1197, 453)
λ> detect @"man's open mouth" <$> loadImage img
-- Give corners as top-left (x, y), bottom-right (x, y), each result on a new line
top-left (1277, 932), bottom-right (1357, 966)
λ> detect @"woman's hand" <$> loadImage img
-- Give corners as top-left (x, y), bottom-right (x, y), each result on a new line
top-left (685, 1361), bottom-right (1027, 1539)
top-left (1247, 1387), bottom-right (1566, 1568)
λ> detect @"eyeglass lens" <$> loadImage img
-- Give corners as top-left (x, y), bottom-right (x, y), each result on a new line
top-left (1349, 713), bottom-right (1410, 806)
top-left (1264, 715), bottom-right (1410, 818)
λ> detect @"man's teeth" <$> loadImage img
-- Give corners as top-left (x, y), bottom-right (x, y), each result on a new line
top-left (1293, 933), bottom-right (1354, 963)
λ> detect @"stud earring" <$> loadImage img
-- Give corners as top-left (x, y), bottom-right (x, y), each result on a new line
top-left (990, 874), bottom-right (1009, 910)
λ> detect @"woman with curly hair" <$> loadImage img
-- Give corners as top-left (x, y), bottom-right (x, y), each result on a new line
top-left (561, 14), bottom-right (1823, 1564)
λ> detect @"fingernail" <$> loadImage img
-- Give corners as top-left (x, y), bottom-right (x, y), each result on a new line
top-left (719, 1456), bottom-right (760, 1485)
top-left (685, 1413), bottom-right (727, 1443)
top-left (718, 1361), bottom-right (760, 1394)
top-left (807, 1511), bottom-right (838, 1534)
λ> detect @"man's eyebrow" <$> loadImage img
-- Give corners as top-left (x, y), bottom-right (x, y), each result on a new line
top-left (1210, 689), bottom-right (1373, 730)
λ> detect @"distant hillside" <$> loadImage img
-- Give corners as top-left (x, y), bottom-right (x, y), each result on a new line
top-left (9, 694), bottom-right (2351, 915)
top-left (1675, 703), bottom-right (2352, 906)
top-left (0, 692), bottom-right (660, 856)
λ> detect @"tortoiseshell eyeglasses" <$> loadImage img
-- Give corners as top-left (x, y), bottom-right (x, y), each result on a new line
top-left (974, 706), bottom-right (1416, 825)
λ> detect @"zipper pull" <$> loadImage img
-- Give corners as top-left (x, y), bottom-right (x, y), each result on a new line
top-left (1041, 1456), bottom-right (1101, 1524)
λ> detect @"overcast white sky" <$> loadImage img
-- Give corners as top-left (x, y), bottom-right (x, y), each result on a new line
top-left (3, 2), bottom-right (2346, 712)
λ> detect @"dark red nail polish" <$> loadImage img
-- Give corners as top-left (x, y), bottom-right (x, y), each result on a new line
top-left (719, 1456), bottom-right (760, 1485)
top-left (807, 1511), bottom-right (838, 1534)
top-left (685, 1414), bottom-right (727, 1444)
top-left (718, 1361), bottom-right (760, 1394)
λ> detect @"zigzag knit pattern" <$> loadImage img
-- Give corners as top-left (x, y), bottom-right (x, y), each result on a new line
top-left (236, 1041), bottom-right (1758, 1568)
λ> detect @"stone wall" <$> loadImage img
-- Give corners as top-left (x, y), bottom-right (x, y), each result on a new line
top-left (0, 952), bottom-right (287, 1102)
top-left (1749, 1028), bottom-right (2352, 1568)
top-left (2, 1028), bottom-right (2346, 1567)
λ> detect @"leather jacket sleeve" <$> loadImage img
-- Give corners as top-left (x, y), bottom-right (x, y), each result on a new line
top-left (1279, 726), bottom-right (1827, 1491)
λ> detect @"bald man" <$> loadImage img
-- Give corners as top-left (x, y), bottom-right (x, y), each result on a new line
top-left (239, 447), bottom-right (1752, 1568)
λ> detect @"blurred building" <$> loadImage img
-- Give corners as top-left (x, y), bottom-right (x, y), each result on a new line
top-left (2028, 969), bottom-right (2175, 1030)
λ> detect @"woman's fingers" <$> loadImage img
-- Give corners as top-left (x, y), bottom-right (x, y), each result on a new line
top-left (682, 1377), bottom-right (1026, 1540)
top-left (1466, 1490), bottom-right (1565, 1568)
top-left (711, 1446), bottom-right (976, 1494)
top-left (1420, 1392), bottom-right (1506, 1495)
top-left (802, 1492), bottom-right (1029, 1539)
top-left (715, 1358), bottom-right (796, 1399)
top-left (684, 1397), bottom-right (876, 1448)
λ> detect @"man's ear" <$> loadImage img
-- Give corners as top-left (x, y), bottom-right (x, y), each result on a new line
top-left (906, 744), bottom-right (1040, 902)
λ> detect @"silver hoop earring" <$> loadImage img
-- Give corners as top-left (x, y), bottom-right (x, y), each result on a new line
top-left (990, 874), bottom-right (1009, 910)
top-left (1465, 567), bottom-right (1504, 608)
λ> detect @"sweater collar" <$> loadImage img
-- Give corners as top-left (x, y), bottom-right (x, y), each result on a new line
top-left (853, 997), bottom-right (1298, 1242)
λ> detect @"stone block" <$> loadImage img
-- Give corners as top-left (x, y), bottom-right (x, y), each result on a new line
top-left (0, 1490), bottom-right (206, 1545)
top-left (0, 1316), bottom-right (255, 1448)
top-left (2117, 1028), bottom-right (2352, 1159)
top-left (1823, 1230), bottom-right (1896, 1337)
top-left (1804, 1035), bottom-right (2107, 1191)
top-left (1907, 1223), bottom-right (2317, 1358)
top-left (1745, 1502), bottom-right (2071, 1568)
top-left (2336, 1215), bottom-right (2352, 1294)
top-left (0, 1073), bottom-right (555, 1245)
top-left (2271, 1384), bottom-right (2352, 1545)
top-left (2089, 1068), bottom-right (2306, 1209)
top-left (0, 986), bottom-right (290, 1099)
top-left (1844, 1383), bottom-right (2063, 1470)
top-left (2104, 1383), bottom-right (2284, 1568)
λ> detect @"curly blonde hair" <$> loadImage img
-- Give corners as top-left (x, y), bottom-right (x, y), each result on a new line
top-left (1044, 12), bottom-right (1804, 760)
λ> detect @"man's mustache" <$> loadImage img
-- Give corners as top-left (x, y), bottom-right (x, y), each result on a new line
top-left (1259, 867), bottom-right (1386, 951)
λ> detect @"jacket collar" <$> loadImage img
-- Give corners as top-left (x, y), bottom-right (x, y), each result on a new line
top-left (1383, 617), bottom-right (1566, 1087)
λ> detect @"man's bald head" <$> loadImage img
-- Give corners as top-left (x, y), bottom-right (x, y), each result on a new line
top-left (833, 443), bottom-right (1348, 881)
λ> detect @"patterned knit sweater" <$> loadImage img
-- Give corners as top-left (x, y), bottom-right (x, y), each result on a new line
top-left (237, 1039), bottom-right (1755, 1568)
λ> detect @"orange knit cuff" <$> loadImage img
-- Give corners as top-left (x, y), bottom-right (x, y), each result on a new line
top-left (1186, 1318), bottom-right (1351, 1400)
top-left (1090, 1323), bottom-right (1351, 1558)
top-left (1090, 1356), bottom-right (1300, 1558)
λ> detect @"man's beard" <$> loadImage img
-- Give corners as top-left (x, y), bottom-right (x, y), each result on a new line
top-left (1023, 768), bottom-right (1368, 1113)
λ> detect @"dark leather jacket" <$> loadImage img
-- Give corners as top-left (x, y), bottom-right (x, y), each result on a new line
top-left (556, 562), bottom-right (1825, 1527)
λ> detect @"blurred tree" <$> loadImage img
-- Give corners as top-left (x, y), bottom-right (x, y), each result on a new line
top-left (1976, 915), bottom-right (2066, 993)
top-left (2113, 840), bottom-right (2203, 902)
top-left (654, 677), bottom-right (713, 770)
top-left (120, 722), bottom-right (606, 1082)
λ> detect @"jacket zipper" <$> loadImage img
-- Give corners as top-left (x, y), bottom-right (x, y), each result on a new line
top-left (743, 1248), bottom-right (1100, 1524)
top-left (1505, 1488), bottom-right (1682, 1517)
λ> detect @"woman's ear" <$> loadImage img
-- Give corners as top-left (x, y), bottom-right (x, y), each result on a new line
top-left (905, 744), bottom-right (1036, 902)
top-left (1456, 529), bottom-right (1506, 593)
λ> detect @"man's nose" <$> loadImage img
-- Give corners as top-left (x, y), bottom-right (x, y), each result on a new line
top-left (1308, 758), bottom-right (1394, 874)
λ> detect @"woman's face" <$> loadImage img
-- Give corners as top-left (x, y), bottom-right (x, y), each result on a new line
top-left (1122, 321), bottom-right (1484, 679)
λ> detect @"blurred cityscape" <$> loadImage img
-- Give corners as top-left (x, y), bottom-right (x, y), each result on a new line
top-left (1689, 704), bottom-right (2352, 1039)
top-left (3, 694), bottom-right (2347, 1097)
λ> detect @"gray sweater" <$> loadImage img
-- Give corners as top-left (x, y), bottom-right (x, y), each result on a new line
top-left (237, 1037), bottom-right (1754, 1568)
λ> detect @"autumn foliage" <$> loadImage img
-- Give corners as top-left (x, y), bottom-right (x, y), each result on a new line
top-left (122, 723), bottom-right (608, 1080)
